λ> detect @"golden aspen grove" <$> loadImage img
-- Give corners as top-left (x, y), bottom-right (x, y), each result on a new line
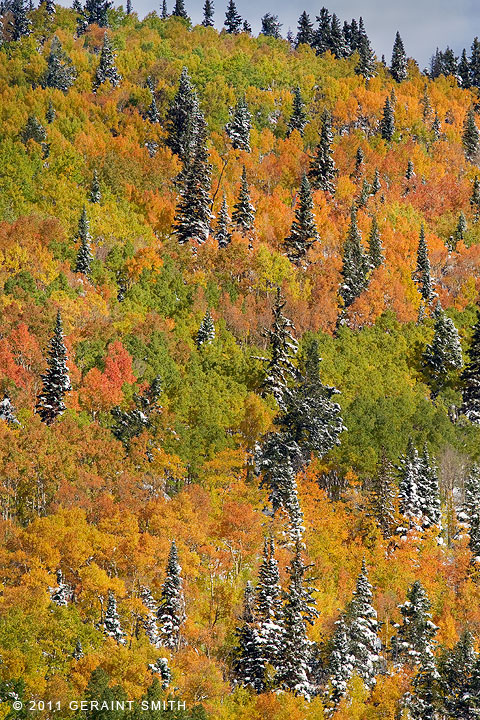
top-left (2, 0), bottom-right (480, 717)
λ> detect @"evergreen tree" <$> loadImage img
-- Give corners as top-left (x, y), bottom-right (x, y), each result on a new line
top-left (255, 537), bottom-right (283, 670)
top-left (458, 48), bottom-right (471, 87)
top-left (329, 13), bottom-right (346, 58)
top-left (173, 111), bottom-right (212, 244)
top-left (397, 438), bottom-right (423, 528)
top-left (225, 96), bottom-right (251, 152)
top-left (325, 615), bottom-right (354, 710)
top-left (232, 166), bottom-right (255, 237)
top-left (277, 540), bottom-right (318, 698)
top-left (83, 0), bottom-right (112, 28)
top-left (423, 303), bottom-right (463, 395)
top-left (368, 216), bottom-right (384, 269)
top-left (309, 110), bottom-right (336, 193)
top-left (43, 36), bottom-right (76, 92)
top-left (295, 11), bottom-right (314, 48)
top-left (261, 13), bottom-right (281, 38)
top-left (46, 101), bottom-right (56, 124)
top-left (92, 33), bottom-right (122, 92)
top-left (471, 176), bottom-right (480, 221)
top-left (371, 168), bottom-right (381, 194)
top-left (390, 581), bottom-right (438, 665)
top-left (367, 451), bottom-right (397, 538)
top-left (461, 305), bottom-right (480, 424)
top-left (224, 0), bottom-right (241, 34)
top-left (414, 224), bottom-right (435, 305)
top-left (111, 376), bottom-right (161, 448)
top-left (166, 67), bottom-right (199, 163)
top-left (89, 169), bottom-right (101, 204)
top-left (345, 560), bottom-right (383, 687)
top-left (287, 86), bottom-right (307, 137)
top-left (339, 205), bottom-right (370, 309)
top-left (463, 107), bottom-right (480, 162)
top-left (417, 443), bottom-right (441, 529)
top-left (50, 569), bottom-right (71, 606)
top-left (171, 0), bottom-right (188, 19)
top-left (313, 7), bottom-right (331, 54)
top-left (0, 395), bottom-right (18, 425)
top-left (432, 112), bottom-right (441, 141)
top-left (462, 464), bottom-right (480, 560)
top-left (74, 206), bottom-right (94, 277)
top-left (21, 115), bottom-right (46, 144)
top-left (9, 0), bottom-right (31, 41)
top-left (161, 0), bottom-right (167, 18)
top-left (438, 629), bottom-right (479, 718)
top-left (471, 37), bottom-right (480, 89)
top-left (147, 660), bottom-right (171, 689)
top-left (355, 17), bottom-right (376, 79)
top-left (201, 0), bottom-right (213, 26)
top-left (405, 159), bottom-right (415, 181)
top-left (215, 194), bottom-right (231, 248)
top-left (73, 640), bottom-right (83, 659)
top-left (380, 96), bottom-right (395, 141)
top-left (353, 146), bottom-right (364, 176)
top-left (158, 540), bottom-right (185, 650)
top-left (126, 0), bottom-right (131, 15)
top-left (196, 309), bottom-right (215, 348)
top-left (103, 590), bottom-right (126, 644)
top-left (140, 586), bottom-right (160, 647)
top-left (391, 30), bottom-right (407, 82)
top-left (44, 0), bottom-right (55, 15)
top-left (408, 649), bottom-right (441, 720)
top-left (146, 88), bottom-right (160, 124)
top-left (256, 433), bottom-right (304, 527)
top-left (233, 582), bottom-right (266, 693)
top-left (356, 179), bottom-right (371, 208)
top-left (453, 211), bottom-right (467, 246)
top-left (283, 174), bottom-right (319, 264)
top-left (36, 311), bottom-right (71, 425)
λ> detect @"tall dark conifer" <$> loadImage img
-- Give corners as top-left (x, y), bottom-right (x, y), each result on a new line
top-left (92, 33), bottom-right (122, 92)
top-left (171, 0), bottom-right (188, 19)
top-left (461, 305), bottom-right (480, 424)
top-left (287, 87), bottom-right (307, 137)
top-left (166, 67), bottom-right (199, 162)
top-left (462, 107), bottom-right (480, 162)
top-left (157, 540), bottom-right (185, 650)
top-left (283, 174), bottom-right (319, 264)
top-left (232, 166), bottom-right (255, 237)
top-left (224, 0), bottom-right (241, 34)
top-left (380, 97), bottom-right (395, 141)
top-left (339, 205), bottom-right (369, 309)
top-left (201, 0), bottom-right (213, 26)
top-left (74, 206), bottom-right (94, 277)
top-left (36, 311), bottom-right (72, 425)
top-left (391, 30), bottom-right (407, 82)
top-left (295, 11), bottom-right (314, 48)
top-left (309, 110), bottom-right (336, 193)
top-left (414, 224), bottom-right (435, 306)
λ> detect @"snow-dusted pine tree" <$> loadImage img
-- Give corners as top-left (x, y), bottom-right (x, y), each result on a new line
top-left (233, 582), bottom-right (266, 693)
top-left (103, 590), bottom-right (126, 644)
top-left (414, 224), bottom-right (435, 306)
top-left (0, 395), bottom-right (19, 425)
top-left (255, 537), bottom-right (283, 669)
top-left (224, 0), bottom-right (241, 33)
top-left (89, 169), bottom-right (101, 204)
top-left (232, 166), bottom-right (255, 237)
top-left (36, 311), bottom-right (72, 425)
top-left (166, 67), bottom-right (199, 162)
top-left (339, 204), bottom-right (370, 309)
top-left (462, 464), bottom-right (480, 561)
top-left (423, 303), bottom-right (463, 395)
top-left (325, 615), bottom-right (354, 711)
top-left (380, 97), bottom-right (395, 141)
top-left (287, 86), bottom-right (307, 137)
top-left (9, 0), bottom-right (31, 40)
top-left (390, 580), bottom-right (438, 665)
top-left (141, 586), bottom-right (160, 646)
top-left (215, 194), bottom-right (231, 248)
top-left (50, 569), bottom-right (71, 606)
top-left (407, 649), bottom-right (441, 720)
top-left (43, 36), bottom-right (77, 92)
top-left (93, 33), bottom-right (122, 92)
top-left (417, 444), bottom-right (441, 529)
top-left (147, 658), bottom-right (171, 689)
top-left (157, 540), bottom-right (186, 650)
top-left (196, 310), bottom-right (215, 348)
top-left (438, 629), bottom-right (478, 718)
top-left (225, 96), bottom-right (251, 151)
top-left (461, 305), bottom-right (480, 424)
top-left (390, 31), bottom-right (407, 82)
top-left (283, 174), bottom-right (319, 264)
top-left (74, 206), bottom-right (94, 277)
top-left (463, 107), bottom-right (480, 162)
top-left (397, 438), bottom-right (422, 531)
top-left (201, 0), bottom-right (214, 26)
top-left (367, 451), bottom-right (397, 538)
top-left (309, 110), bottom-right (336, 193)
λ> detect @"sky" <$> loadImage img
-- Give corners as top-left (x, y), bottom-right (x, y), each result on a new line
top-left (118, 0), bottom-right (480, 69)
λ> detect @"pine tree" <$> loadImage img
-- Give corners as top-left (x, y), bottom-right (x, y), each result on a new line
top-left (36, 311), bottom-right (71, 425)
top-left (111, 376), bottom-right (161, 448)
top-left (233, 582), bottom-right (266, 692)
top-left (126, 0), bottom-right (131, 14)
top-left (256, 433), bottom-right (304, 529)
top-left (215, 194), bottom-right (231, 248)
top-left (50, 569), bottom-right (71, 606)
top-left (232, 165), bottom-right (255, 237)
top-left (329, 13), bottom-right (346, 58)
top-left (44, 0), bottom-right (55, 15)
top-left (438, 629), bottom-right (479, 718)
top-left (287, 86), bottom-right (307, 137)
top-left (43, 36), bottom-right (76, 92)
top-left (103, 590), bottom-right (126, 644)
top-left (284, 174), bottom-right (319, 264)
top-left (405, 159), bottom-right (415, 181)
top-left (390, 581), bottom-right (438, 665)
top-left (356, 178), bottom-right (371, 208)
top-left (0, 395), bottom-right (19, 425)
top-left (173, 111), bottom-right (212, 244)
top-left (423, 303), bottom-right (463, 395)
top-left (21, 115), bottom-right (47, 145)
top-left (224, 0), bottom-right (241, 34)
top-left (471, 176), bottom-right (480, 222)
top-left (432, 112), bottom-right (441, 141)
top-left (397, 438), bottom-right (423, 528)
top-left (391, 30), bottom-right (407, 82)
top-left (453, 211), bottom-right (467, 247)
top-left (462, 464), bottom-right (480, 560)
top-left (277, 540), bottom-right (318, 698)
top-left (458, 48), bottom-right (471, 87)
top-left (471, 37), bottom-right (480, 89)
top-left (140, 586), bottom-right (160, 647)
top-left (408, 649), bottom-right (441, 720)
top-left (9, 0), bottom-right (31, 41)
top-left (73, 640), bottom-right (83, 659)
top-left (196, 310), bottom-right (215, 348)
top-left (74, 206), bottom-right (94, 277)
top-left (353, 146), bottom-right (364, 176)
top-left (295, 11), bottom-right (314, 48)
top-left (313, 7), bottom-right (331, 54)
top-left (225, 96), bottom-right (251, 151)
top-left (325, 615), bottom-right (354, 710)
top-left (171, 0), bottom-right (188, 19)
top-left (160, 0), bottom-right (167, 18)
top-left (83, 0), bottom-right (112, 27)
top-left (89, 169), bottom-right (101, 204)
top-left (368, 451), bottom-right (397, 538)
top-left (255, 537), bottom-right (283, 670)
top-left (158, 540), bottom-right (185, 650)
top-left (461, 305), bottom-right (480, 424)
top-left (380, 96), bottom-right (395, 141)
top-left (93, 33), bottom-right (122, 92)
top-left (46, 101), bottom-right (56, 124)
top-left (345, 560), bottom-right (383, 687)
top-left (146, 88), bottom-right (160, 124)
top-left (201, 0), bottom-right (213, 26)
top-left (166, 67), bottom-right (199, 163)
top-left (368, 216), bottom-right (384, 269)
top-left (242, 19), bottom-right (251, 34)
top-left (147, 660), bottom-right (171, 689)
top-left (309, 110), bottom-right (336, 193)
top-left (339, 204), bottom-right (370, 309)
top-left (261, 13), bottom-right (281, 38)
top-left (417, 444), bottom-right (441, 529)
top-left (414, 224), bottom-right (435, 305)
top-left (355, 17), bottom-right (376, 79)
top-left (371, 168), bottom-right (381, 195)
top-left (463, 107), bottom-right (480, 162)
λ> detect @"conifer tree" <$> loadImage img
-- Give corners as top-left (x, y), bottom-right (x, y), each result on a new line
top-left (225, 96), bottom-right (251, 152)
top-left (242, 19), bottom-right (251, 34)
top-left (368, 451), bottom-right (397, 538)
top-left (417, 444), bottom-right (441, 529)
top-left (309, 110), bottom-right (336, 193)
top-left (146, 89), bottom-right (160, 124)
top-left (414, 224), bottom-right (435, 305)
top-left (390, 581), bottom-right (438, 665)
top-left (161, 0), bottom-right (167, 18)
top-left (461, 305), bottom-right (480, 424)
top-left (171, 0), bottom-right (188, 19)
top-left (329, 13), bottom-right (346, 58)
top-left (0, 396), bottom-right (19, 425)
top-left (391, 30), bottom-right (407, 82)
top-left (408, 649), bottom-right (441, 720)
top-left (438, 629), bottom-right (479, 718)
top-left (93, 33), bottom-right (122, 92)
top-left (126, 0), bottom-right (131, 14)
top-left (380, 96), bottom-right (395, 141)
top-left (50, 569), bottom-right (71, 606)
top-left (339, 205), bottom-right (370, 309)
top-left (287, 86), bottom-right (307, 137)
top-left (21, 115), bottom-right (47, 145)
top-left (158, 540), bottom-right (185, 650)
top-left (111, 376), bottom-right (161, 447)
top-left (313, 7), bottom-right (331, 54)
top-left (44, 0), bottom-right (55, 15)
top-left (256, 435), bottom-right (304, 529)
top-left (140, 586), bottom-right (160, 647)
top-left (36, 311), bottom-right (71, 425)
top-left (346, 560), bottom-right (383, 687)
top-left (233, 582), bottom-right (266, 693)
top-left (255, 537), bottom-right (283, 669)
top-left (196, 309), bottom-right (215, 348)
top-left (471, 37), bottom-right (480, 89)
top-left (423, 303), bottom-right (463, 395)
top-left (368, 216), bottom-right (384, 269)
top-left (46, 101), bottom-right (56, 124)
top-left (325, 615), bottom-right (354, 710)
top-left (261, 13), bottom-right (281, 38)
top-left (73, 640), bottom-right (83, 659)
top-left (173, 111), bottom-right (212, 244)
top-left (201, 0), bottom-right (213, 26)
top-left (284, 174), bottom-right (319, 265)
top-left (166, 67), bottom-right (199, 163)
top-left (371, 168), bottom-right (381, 194)
top-left (89, 169), bottom-right (101, 204)
top-left (356, 179), bottom-right (371, 208)
top-left (224, 0), bottom-right (241, 34)
top-left (232, 166), bottom-right (255, 237)
top-left (463, 107), bottom-right (480, 162)
top-left (471, 176), bottom-right (480, 222)
top-left (295, 11), bottom-right (314, 48)
top-left (353, 146), bottom-right (364, 176)
top-left (458, 48), bottom-right (471, 87)
top-left (82, 0), bottom-right (112, 27)
top-left (277, 540), bottom-right (318, 698)
top-left (432, 112), bottom-right (441, 140)
top-left (103, 590), bottom-right (126, 644)
top-left (43, 36), bottom-right (76, 92)
top-left (215, 194), bottom-right (231, 248)
top-left (9, 0), bottom-right (31, 41)
top-left (74, 206), bottom-right (94, 277)
top-left (355, 17), bottom-right (376, 79)
top-left (397, 438), bottom-right (422, 528)
top-left (462, 464), bottom-right (480, 560)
